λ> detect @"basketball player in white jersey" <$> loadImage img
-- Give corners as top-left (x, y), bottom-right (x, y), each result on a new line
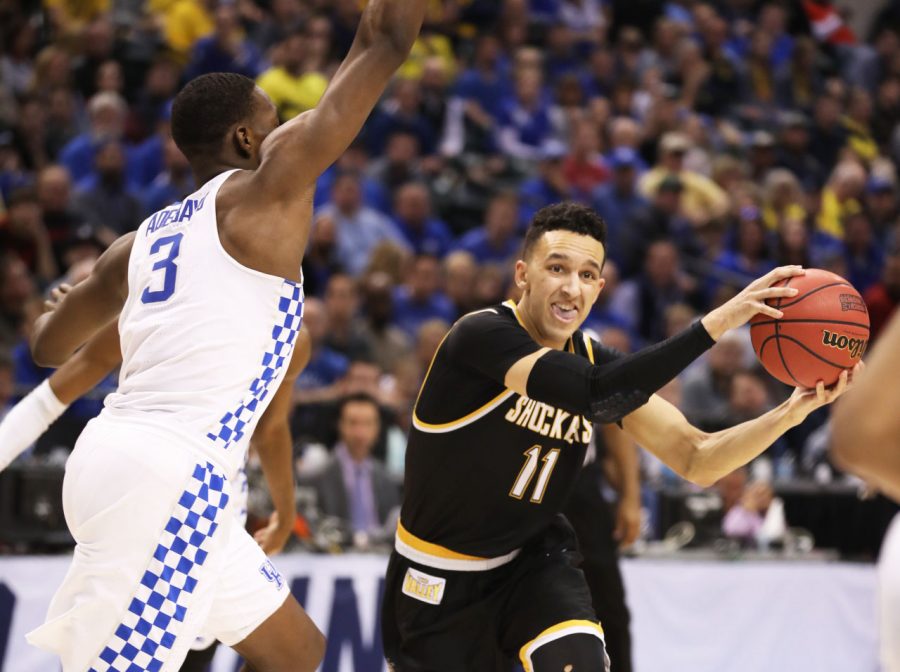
top-left (832, 316), bottom-right (900, 672)
top-left (0, 318), bottom-right (311, 670)
top-left (25, 0), bottom-right (427, 668)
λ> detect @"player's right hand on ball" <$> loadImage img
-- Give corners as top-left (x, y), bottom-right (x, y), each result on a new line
top-left (700, 266), bottom-right (805, 341)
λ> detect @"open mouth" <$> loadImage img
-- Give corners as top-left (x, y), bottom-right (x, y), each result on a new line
top-left (551, 303), bottom-right (579, 323)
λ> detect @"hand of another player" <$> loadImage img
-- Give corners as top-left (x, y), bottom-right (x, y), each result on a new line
top-left (614, 495), bottom-right (642, 547)
top-left (786, 362), bottom-right (864, 421)
top-left (254, 511), bottom-right (294, 556)
top-left (701, 266), bottom-right (805, 341)
top-left (43, 283), bottom-right (72, 313)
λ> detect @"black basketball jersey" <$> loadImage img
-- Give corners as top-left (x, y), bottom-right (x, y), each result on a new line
top-left (399, 300), bottom-right (622, 559)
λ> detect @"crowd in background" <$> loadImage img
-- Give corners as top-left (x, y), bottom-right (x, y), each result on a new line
top-left (1, 0), bottom-right (900, 548)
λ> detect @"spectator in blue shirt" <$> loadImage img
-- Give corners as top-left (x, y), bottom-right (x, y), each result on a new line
top-left (316, 142), bottom-right (389, 214)
top-left (497, 68), bottom-right (563, 162)
top-left (594, 147), bottom-right (650, 252)
top-left (365, 79), bottom-right (437, 156)
top-left (456, 192), bottom-right (522, 265)
top-left (392, 182), bottom-right (453, 258)
top-left (141, 135), bottom-right (195, 217)
top-left (519, 140), bottom-right (573, 225)
top-left (73, 140), bottom-right (143, 245)
top-left (58, 91), bottom-right (129, 185)
top-left (842, 212), bottom-right (884, 294)
top-left (392, 255), bottom-right (456, 338)
top-left (317, 171), bottom-right (409, 276)
top-left (295, 297), bottom-right (351, 399)
top-left (183, 4), bottom-right (266, 82)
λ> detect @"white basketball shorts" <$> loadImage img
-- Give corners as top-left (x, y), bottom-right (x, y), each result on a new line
top-left (881, 514), bottom-right (900, 672)
top-left (25, 415), bottom-right (289, 671)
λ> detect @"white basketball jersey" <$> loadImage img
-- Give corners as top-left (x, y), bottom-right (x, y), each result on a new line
top-left (881, 514), bottom-right (900, 671)
top-left (104, 169), bottom-right (304, 478)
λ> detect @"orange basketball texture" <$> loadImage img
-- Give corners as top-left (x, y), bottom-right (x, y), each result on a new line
top-left (750, 269), bottom-right (869, 388)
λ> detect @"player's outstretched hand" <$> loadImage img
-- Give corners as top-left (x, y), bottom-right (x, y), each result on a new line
top-left (254, 511), bottom-right (293, 556)
top-left (700, 266), bottom-right (805, 341)
top-left (786, 361), bottom-right (864, 420)
top-left (43, 283), bottom-right (72, 313)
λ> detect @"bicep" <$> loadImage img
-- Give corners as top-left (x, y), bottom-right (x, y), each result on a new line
top-left (621, 394), bottom-right (702, 479)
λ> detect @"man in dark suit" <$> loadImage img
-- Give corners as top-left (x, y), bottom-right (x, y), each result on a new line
top-left (311, 392), bottom-right (401, 541)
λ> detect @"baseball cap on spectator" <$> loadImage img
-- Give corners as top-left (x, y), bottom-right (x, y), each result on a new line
top-left (867, 176), bottom-right (895, 194)
top-left (660, 132), bottom-right (690, 155)
top-left (750, 131), bottom-right (776, 149)
top-left (609, 147), bottom-right (639, 170)
top-left (540, 139), bottom-right (568, 162)
top-left (658, 175), bottom-right (684, 192)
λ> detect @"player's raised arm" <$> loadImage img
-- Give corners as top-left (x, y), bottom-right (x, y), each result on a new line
top-left (31, 233), bottom-right (134, 367)
top-left (831, 313), bottom-right (900, 502)
top-left (253, 0), bottom-right (427, 198)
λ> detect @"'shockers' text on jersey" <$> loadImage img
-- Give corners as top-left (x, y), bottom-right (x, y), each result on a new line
top-left (146, 195), bottom-right (208, 236)
top-left (504, 396), bottom-right (593, 445)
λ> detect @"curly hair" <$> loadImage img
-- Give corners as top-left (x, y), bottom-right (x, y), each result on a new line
top-left (171, 73), bottom-right (257, 159)
top-left (522, 202), bottom-right (607, 259)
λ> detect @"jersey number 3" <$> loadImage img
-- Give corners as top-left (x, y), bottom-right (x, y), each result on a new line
top-left (509, 445), bottom-right (560, 503)
top-left (141, 232), bottom-right (184, 304)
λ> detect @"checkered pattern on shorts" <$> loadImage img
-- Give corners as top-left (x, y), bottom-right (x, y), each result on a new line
top-left (89, 461), bottom-right (229, 672)
top-left (207, 280), bottom-right (304, 451)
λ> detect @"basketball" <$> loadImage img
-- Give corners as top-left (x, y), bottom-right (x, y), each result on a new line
top-left (750, 269), bottom-right (869, 388)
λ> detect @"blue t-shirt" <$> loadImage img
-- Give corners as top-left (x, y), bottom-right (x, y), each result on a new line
top-left (391, 287), bottom-right (456, 337)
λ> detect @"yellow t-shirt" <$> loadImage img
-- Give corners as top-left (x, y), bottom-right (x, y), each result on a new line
top-left (817, 188), bottom-right (862, 239)
top-left (256, 68), bottom-right (329, 120)
top-left (638, 168), bottom-right (730, 224)
top-left (762, 203), bottom-right (806, 231)
top-left (43, 0), bottom-right (110, 31)
top-left (148, 0), bottom-right (213, 59)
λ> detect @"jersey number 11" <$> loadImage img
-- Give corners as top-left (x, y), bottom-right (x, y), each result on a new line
top-left (509, 445), bottom-right (560, 504)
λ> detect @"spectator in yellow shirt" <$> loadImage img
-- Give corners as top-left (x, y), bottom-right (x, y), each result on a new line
top-left (817, 161), bottom-right (866, 239)
top-left (639, 132), bottom-right (730, 226)
top-left (256, 30), bottom-right (329, 121)
top-left (148, 0), bottom-right (214, 61)
top-left (761, 168), bottom-right (807, 232)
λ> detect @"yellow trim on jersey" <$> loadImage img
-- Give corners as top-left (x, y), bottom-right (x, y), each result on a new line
top-left (396, 520), bottom-right (486, 561)
top-left (583, 332), bottom-right (595, 364)
top-left (504, 299), bottom-right (526, 328)
top-left (412, 388), bottom-right (515, 433)
top-left (519, 620), bottom-right (606, 672)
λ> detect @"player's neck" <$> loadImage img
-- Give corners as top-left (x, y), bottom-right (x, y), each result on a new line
top-left (515, 299), bottom-right (567, 351)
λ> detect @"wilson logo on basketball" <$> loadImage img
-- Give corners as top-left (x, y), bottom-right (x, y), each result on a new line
top-left (821, 330), bottom-right (868, 359)
top-left (838, 294), bottom-right (867, 314)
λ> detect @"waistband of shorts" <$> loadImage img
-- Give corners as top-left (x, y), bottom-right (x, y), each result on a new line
top-left (93, 409), bottom-right (239, 480)
top-left (394, 520), bottom-right (521, 572)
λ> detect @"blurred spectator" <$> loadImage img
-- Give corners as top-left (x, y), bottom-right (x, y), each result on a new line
top-left (183, 3), bottom-right (265, 81)
top-left (365, 132), bottom-right (424, 205)
top-left (322, 273), bottom-right (374, 362)
top-left (307, 392), bottom-right (401, 542)
top-left (519, 141), bottom-right (573, 224)
top-left (0, 187), bottom-right (58, 284)
top-left (709, 214), bottom-right (776, 297)
top-left (366, 78), bottom-right (437, 157)
top-left (130, 58), bottom-right (181, 141)
top-left (294, 297), bottom-right (350, 405)
top-left (680, 330), bottom-right (752, 429)
top-left (302, 213), bottom-right (342, 298)
top-left (865, 176), bottom-right (899, 238)
top-left (810, 94), bottom-right (848, 173)
top-left (584, 259), bottom-right (632, 336)
top-left (149, 0), bottom-right (214, 59)
top-left (717, 467), bottom-right (786, 547)
top-left (0, 254), bottom-right (36, 349)
top-left (317, 170), bottom-right (408, 276)
top-left (817, 161), bottom-right (866, 240)
top-left (36, 165), bottom-right (83, 270)
top-left (761, 168), bottom-right (807, 233)
top-left (639, 132), bottom-right (729, 226)
top-left (58, 91), bottom-right (128, 184)
top-left (141, 135), bottom-right (194, 216)
top-left (392, 182), bottom-right (453, 258)
top-left (319, 141), bottom-right (389, 213)
top-left (456, 192), bottom-right (521, 265)
top-left (842, 212), bottom-right (883, 294)
top-left (611, 239), bottom-right (701, 343)
top-left (71, 17), bottom-right (117, 100)
top-left (73, 140), bottom-right (142, 244)
top-left (250, 0), bottom-right (308, 52)
top-left (392, 254), bottom-right (455, 338)
top-left (593, 147), bottom-right (649, 253)
top-left (497, 67), bottom-right (563, 162)
top-left (864, 250), bottom-right (900, 342)
top-left (775, 111), bottom-right (824, 191)
top-left (256, 30), bottom-right (328, 121)
top-left (359, 271), bottom-right (411, 375)
top-left (774, 37), bottom-right (823, 114)
top-left (842, 88), bottom-right (877, 163)
top-left (442, 250), bottom-right (478, 317)
top-left (563, 116), bottom-right (609, 201)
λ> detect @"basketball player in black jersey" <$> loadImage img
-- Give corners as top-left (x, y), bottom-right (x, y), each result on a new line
top-left (382, 203), bottom-right (857, 672)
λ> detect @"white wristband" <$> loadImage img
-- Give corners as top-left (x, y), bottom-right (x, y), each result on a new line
top-left (0, 379), bottom-right (69, 471)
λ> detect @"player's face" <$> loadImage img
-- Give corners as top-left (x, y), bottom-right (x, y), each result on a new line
top-left (515, 230), bottom-right (606, 349)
